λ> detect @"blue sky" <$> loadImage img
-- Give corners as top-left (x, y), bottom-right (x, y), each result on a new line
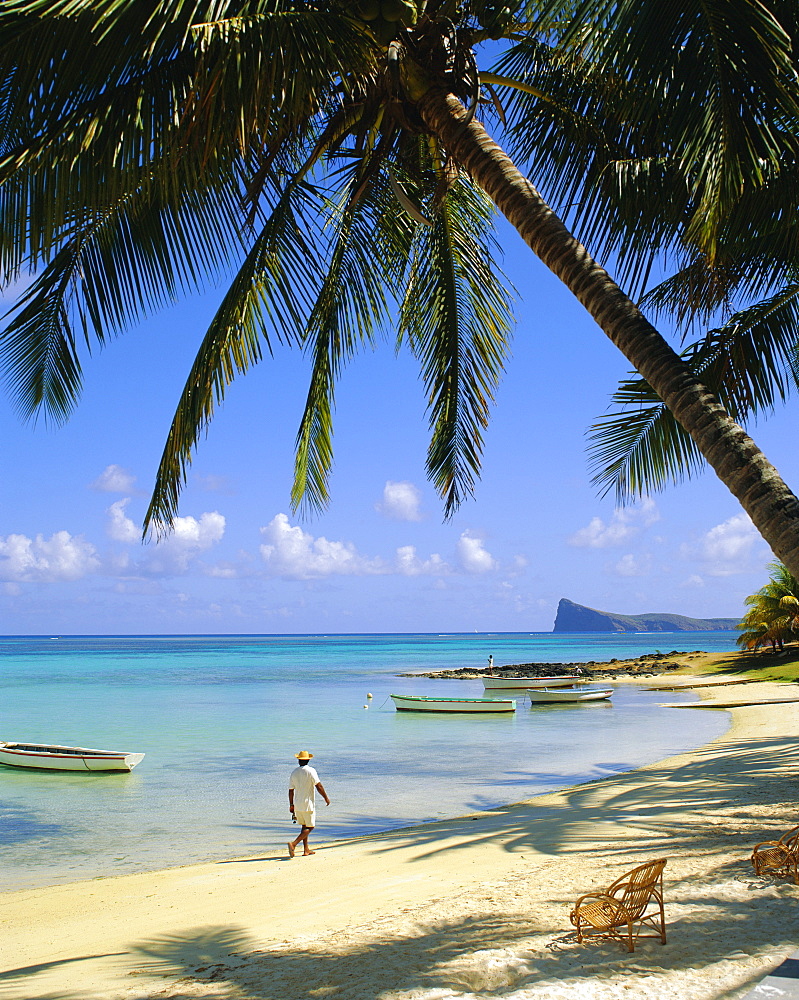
top-left (0, 216), bottom-right (792, 635)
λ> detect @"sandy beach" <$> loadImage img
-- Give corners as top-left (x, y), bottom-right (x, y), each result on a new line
top-left (4, 673), bottom-right (799, 1000)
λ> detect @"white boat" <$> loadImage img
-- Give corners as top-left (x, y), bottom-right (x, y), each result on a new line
top-left (483, 675), bottom-right (581, 690)
top-left (0, 741), bottom-right (145, 772)
top-left (390, 694), bottom-right (515, 713)
top-left (526, 688), bottom-right (613, 704)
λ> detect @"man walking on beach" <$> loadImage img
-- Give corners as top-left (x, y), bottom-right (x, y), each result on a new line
top-left (288, 750), bottom-right (330, 858)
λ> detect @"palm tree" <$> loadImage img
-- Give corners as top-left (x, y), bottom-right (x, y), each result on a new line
top-left (738, 562), bottom-right (799, 652)
top-left (2, 0), bottom-right (799, 579)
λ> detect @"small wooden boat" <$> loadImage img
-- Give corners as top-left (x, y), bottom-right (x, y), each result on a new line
top-left (390, 694), bottom-right (515, 713)
top-left (526, 688), bottom-right (613, 704)
top-left (0, 741), bottom-right (145, 772)
top-left (483, 675), bottom-right (580, 690)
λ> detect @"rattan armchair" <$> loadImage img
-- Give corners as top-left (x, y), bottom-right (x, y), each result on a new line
top-left (570, 858), bottom-right (667, 953)
top-left (751, 825), bottom-right (799, 884)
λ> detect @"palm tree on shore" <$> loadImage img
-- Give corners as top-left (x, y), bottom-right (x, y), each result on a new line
top-left (738, 562), bottom-right (799, 653)
top-left (2, 0), bottom-right (799, 577)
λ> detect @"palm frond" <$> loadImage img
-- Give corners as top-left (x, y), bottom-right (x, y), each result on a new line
top-left (640, 171), bottom-right (799, 332)
top-left (490, 37), bottom-right (679, 296)
top-left (400, 174), bottom-right (514, 516)
top-left (492, 1), bottom-right (799, 299)
top-left (0, 2), bottom-right (374, 274)
top-left (737, 560), bottom-right (799, 648)
top-left (291, 173), bottom-right (405, 515)
top-left (1, 180), bottom-right (247, 422)
top-left (144, 179), bottom-right (323, 534)
top-left (589, 281), bottom-right (799, 501)
top-left (536, 0), bottom-right (799, 255)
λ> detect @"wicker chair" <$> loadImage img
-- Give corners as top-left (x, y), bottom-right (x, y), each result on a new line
top-left (570, 858), bottom-right (667, 953)
top-left (751, 825), bottom-right (799, 884)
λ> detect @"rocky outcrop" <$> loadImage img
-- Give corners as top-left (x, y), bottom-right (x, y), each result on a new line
top-left (553, 598), bottom-right (739, 632)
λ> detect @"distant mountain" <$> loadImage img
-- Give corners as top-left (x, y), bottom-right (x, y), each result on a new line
top-left (553, 598), bottom-right (740, 633)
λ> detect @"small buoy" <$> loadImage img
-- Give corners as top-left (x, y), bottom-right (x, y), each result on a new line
top-left (367, 692), bottom-right (373, 699)
top-left (363, 704), bottom-right (369, 709)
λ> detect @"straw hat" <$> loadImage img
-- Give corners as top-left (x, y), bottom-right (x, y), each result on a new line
top-left (295, 750), bottom-right (314, 760)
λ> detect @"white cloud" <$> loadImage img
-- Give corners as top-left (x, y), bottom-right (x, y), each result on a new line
top-left (395, 545), bottom-right (449, 576)
top-left (106, 499), bottom-right (139, 544)
top-left (259, 514), bottom-right (385, 579)
top-left (172, 512), bottom-right (225, 548)
top-left (90, 464), bottom-right (137, 493)
top-left (680, 512), bottom-right (763, 576)
top-left (143, 512), bottom-right (226, 574)
top-left (0, 531), bottom-right (100, 582)
top-left (456, 531), bottom-right (498, 573)
top-left (613, 553), bottom-right (651, 577)
top-left (376, 481), bottom-right (423, 521)
top-left (569, 498), bottom-right (660, 548)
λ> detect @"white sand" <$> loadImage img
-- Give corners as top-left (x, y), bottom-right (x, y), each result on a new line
top-left (3, 679), bottom-right (799, 1000)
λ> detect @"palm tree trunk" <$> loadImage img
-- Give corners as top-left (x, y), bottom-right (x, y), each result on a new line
top-left (418, 88), bottom-right (799, 580)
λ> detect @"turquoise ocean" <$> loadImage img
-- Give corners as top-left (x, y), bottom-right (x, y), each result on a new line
top-left (0, 631), bottom-right (738, 892)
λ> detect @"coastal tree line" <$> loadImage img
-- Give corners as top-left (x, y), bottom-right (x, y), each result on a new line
top-left (2, 1), bottom-right (799, 577)
top-left (738, 562), bottom-right (799, 654)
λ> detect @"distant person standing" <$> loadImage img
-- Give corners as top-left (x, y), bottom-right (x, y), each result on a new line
top-left (288, 750), bottom-right (330, 858)
top-left (487, 654), bottom-right (494, 675)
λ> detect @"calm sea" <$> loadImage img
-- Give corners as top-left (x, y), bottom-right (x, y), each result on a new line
top-left (0, 631), bottom-right (737, 892)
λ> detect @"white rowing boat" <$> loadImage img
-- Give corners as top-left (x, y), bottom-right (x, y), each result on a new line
top-left (390, 694), bottom-right (515, 713)
top-left (526, 688), bottom-right (613, 704)
top-left (483, 675), bottom-right (580, 690)
top-left (0, 741), bottom-right (145, 772)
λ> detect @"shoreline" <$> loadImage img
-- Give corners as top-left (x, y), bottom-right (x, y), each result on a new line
top-left (399, 648), bottom-right (702, 679)
top-left (0, 669), bottom-right (728, 898)
top-left (0, 650), bottom-right (734, 896)
top-left (4, 674), bottom-right (799, 1000)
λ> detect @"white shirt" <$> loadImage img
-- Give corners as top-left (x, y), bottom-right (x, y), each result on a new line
top-left (289, 764), bottom-right (319, 811)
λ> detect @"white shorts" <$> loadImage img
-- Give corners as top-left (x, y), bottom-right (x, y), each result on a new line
top-left (295, 809), bottom-right (315, 828)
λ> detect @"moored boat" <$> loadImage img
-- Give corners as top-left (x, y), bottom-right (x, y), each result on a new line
top-left (0, 741), bottom-right (145, 772)
top-left (526, 688), bottom-right (613, 704)
top-left (483, 675), bottom-right (580, 690)
top-left (390, 694), bottom-right (515, 713)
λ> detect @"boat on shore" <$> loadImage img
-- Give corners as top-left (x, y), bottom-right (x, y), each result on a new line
top-left (526, 688), bottom-right (613, 704)
top-left (483, 675), bottom-right (581, 690)
top-left (0, 741), bottom-right (145, 772)
top-left (390, 694), bottom-right (516, 713)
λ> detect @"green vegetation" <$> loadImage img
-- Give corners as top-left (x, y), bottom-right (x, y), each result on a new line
top-left (2, 0), bottom-right (799, 576)
top-left (737, 562), bottom-right (799, 654)
top-left (680, 649), bottom-right (799, 684)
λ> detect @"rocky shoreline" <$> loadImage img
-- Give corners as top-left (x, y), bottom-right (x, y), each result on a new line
top-left (398, 649), bottom-right (704, 680)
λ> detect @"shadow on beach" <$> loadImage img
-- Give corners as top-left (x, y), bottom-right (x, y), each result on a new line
top-left (99, 873), bottom-right (797, 1000)
top-left (357, 731), bottom-right (799, 865)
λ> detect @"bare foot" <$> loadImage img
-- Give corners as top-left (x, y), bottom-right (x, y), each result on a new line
top-left (303, 849), bottom-right (316, 856)
top-left (287, 842), bottom-right (295, 858)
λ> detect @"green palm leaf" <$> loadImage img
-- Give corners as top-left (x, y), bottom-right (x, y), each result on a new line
top-left (737, 560), bottom-right (799, 649)
top-left (536, 0), bottom-right (799, 253)
top-left (1, 181), bottom-right (247, 422)
top-left (400, 174), bottom-right (514, 516)
top-left (145, 179), bottom-right (323, 534)
top-left (494, 0), bottom-right (799, 296)
top-left (0, 2), bottom-right (373, 272)
top-left (291, 173), bottom-right (410, 514)
top-left (589, 282), bottom-right (799, 501)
